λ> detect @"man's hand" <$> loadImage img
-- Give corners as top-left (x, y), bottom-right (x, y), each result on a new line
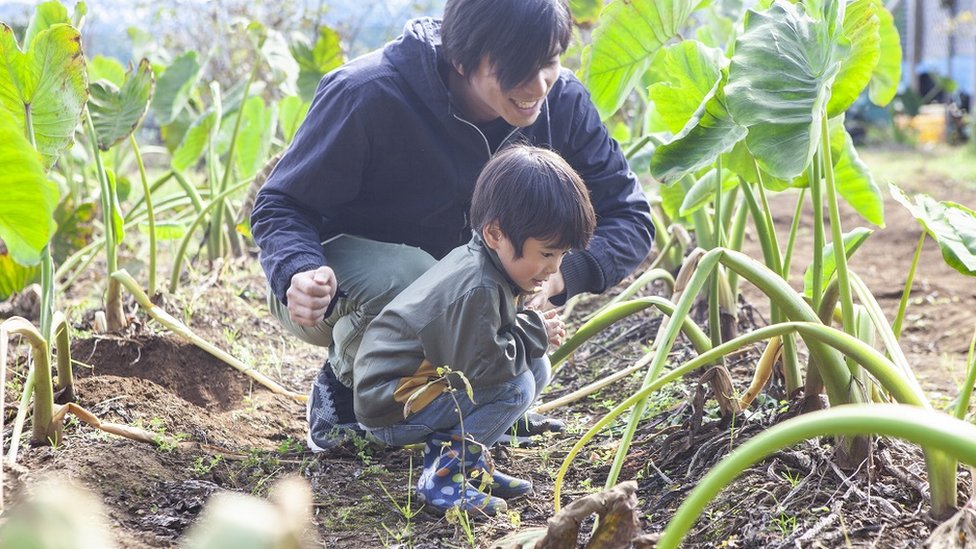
top-left (542, 309), bottom-right (565, 348)
top-left (286, 266), bottom-right (338, 327)
top-left (526, 272), bottom-right (565, 311)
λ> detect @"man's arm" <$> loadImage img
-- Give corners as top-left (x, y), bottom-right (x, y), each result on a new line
top-left (548, 75), bottom-right (656, 304)
top-left (251, 75), bottom-right (370, 311)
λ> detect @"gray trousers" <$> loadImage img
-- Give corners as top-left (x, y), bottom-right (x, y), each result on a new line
top-left (268, 235), bottom-right (437, 387)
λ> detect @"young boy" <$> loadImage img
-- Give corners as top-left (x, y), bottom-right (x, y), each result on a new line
top-left (353, 145), bottom-right (596, 515)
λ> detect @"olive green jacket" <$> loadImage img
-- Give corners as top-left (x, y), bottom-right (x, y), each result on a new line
top-left (353, 234), bottom-right (549, 428)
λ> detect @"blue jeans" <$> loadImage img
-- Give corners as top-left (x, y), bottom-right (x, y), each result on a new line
top-left (368, 357), bottom-right (551, 447)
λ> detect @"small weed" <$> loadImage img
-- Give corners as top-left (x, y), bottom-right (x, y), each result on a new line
top-left (771, 512), bottom-right (797, 536)
top-left (444, 506), bottom-right (477, 548)
top-left (781, 469), bottom-right (802, 488)
top-left (190, 455), bottom-right (223, 477)
top-left (276, 437), bottom-right (302, 454)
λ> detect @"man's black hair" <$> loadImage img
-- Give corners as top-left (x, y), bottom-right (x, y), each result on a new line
top-left (470, 144), bottom-right (595, 258)
top-left (442, 0), bottom-right (571, 91)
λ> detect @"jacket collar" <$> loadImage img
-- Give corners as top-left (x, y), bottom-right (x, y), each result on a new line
top-left (469, 231), bottom-right (525, 297)
top-left (384, 18), bottom-right (454, 121)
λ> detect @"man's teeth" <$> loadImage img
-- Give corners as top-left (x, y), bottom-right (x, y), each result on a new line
top-left (515, 100), bottom-right (536, 109)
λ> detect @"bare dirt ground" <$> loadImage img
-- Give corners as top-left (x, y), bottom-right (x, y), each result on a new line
top-left (2, 145), bottom-right (976, 547)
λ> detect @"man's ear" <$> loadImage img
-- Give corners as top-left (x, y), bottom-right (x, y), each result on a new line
top-left (482, 222), bottom-right (504, 250)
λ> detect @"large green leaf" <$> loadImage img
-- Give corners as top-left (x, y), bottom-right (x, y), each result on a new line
top-left (151, 51), bottom-right (202, 127)
top-left (648, 41), bottom-right (726, 134)
top-left (726, 140), bottom-right (791, 191)
top-left (802, 226), bottom-right (873, 298)
top-left (570, 0), bottom-right (603, 25)
top-left (583, 0), bottom-right (698, 119)
top-left (171, 111), bottom-right (217, 172)
top-left (89, 58), bottom-right (154, 151)
top-left (23, 0), bottom-right (70, 49)
top-left (891, 185), bottom-right (976, 276)
top-left (291, 26), bottom-right (344, 102)
top-left (650, 72), bottom-right (747, 184)
top-left (234, 96), bottom-right (275, 180)
top-left (868, 3), bottom-right (901, 106)
top-left (0, 23), bottom-right (88, 170)
top-left (51, 196), bottom-right (95, 263)
top-left (88, 55), bottom-right (125, 86)
top-left (725, 0), bottom-right (843, 180)
top-left (0, 110), bottom-right (59, 265)
top-left (261, 29), bottom-right (299, 97)
top-left (279, 95), bottom-right (310, 144)
top-left (0, 251), bottom-right (41, 301)
top-left (831, 124), bottom-right (884, 227)
top-left (826, 0), bottom-right (879, 117)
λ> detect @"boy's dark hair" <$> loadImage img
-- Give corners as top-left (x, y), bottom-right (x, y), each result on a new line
top-left (442, 0), bottom-right (571, 91)
top-left (470, 144), bottom-right (595, 257)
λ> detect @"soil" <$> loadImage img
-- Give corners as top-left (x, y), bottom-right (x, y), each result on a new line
top-left (2, 146), bottom-right (976, 548)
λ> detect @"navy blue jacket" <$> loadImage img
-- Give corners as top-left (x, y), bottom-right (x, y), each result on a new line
top-left (252, 18), bottom-right (654, 305)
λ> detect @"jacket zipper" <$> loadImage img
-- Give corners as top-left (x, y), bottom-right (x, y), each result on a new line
top-left (451, 113), bottom-right (520, 159)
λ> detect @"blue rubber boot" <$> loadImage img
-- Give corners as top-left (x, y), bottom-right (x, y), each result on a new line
top-left (462, 441), bottom-right (533, 499)
top-left (416, 435), bottom-right (507, 516)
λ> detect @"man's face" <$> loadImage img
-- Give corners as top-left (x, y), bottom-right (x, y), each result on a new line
top-left (457, 55), bottom-right (561, 127)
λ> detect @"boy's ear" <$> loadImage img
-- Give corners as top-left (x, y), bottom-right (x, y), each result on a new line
top-left (482, 222), bottom-right (504, 250)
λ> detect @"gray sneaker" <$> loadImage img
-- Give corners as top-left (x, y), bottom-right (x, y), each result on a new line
top-left (305, 362), bottom-right (365, 452)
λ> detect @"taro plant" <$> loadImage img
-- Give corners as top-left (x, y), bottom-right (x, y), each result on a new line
top-left (84, 57), bottom-right (155, 329)
top-left (544, 0), bottom-right (975, 522)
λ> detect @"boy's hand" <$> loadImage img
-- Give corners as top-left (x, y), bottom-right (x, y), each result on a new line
top-left (542, 309), bottom-right (565, 348)
top-left (286, 266), bottom-right (337, 326)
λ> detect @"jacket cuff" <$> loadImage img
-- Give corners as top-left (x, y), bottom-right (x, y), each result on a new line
top-left (272, 257), bottom-right (322, 305)
top-left (551, 250), bottom-right (605, 306)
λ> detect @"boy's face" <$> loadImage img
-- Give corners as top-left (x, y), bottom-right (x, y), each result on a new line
top-left (484, 225), bottom-right (569, 294)
top-left (454, 55), bottom-right (561, 127)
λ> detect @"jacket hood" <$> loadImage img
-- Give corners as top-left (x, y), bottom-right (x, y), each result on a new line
top-left (384, 17), bottom-right (454, 120)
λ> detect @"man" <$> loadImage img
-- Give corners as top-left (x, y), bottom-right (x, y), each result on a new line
top-left (251, 0), bottom-right (654, 452)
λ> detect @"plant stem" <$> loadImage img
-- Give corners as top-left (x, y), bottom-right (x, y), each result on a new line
top-left (657, 405), bottom-right (975, 548)
top-left (169, 180), bottom-right (251, 294)
top-left (811, 154), bottom-right (825, 310)
top-left (113, 270), bottom-right (305, 401)
top-left (821, 116), bottom-right (855, 346)
top-left (84, 111), bottom-right (126, 331)
top-left (782, 188), bottom-right (807, 281)
top-left (129, 135), bottom-right (157, 296)
top-left (892, 231), bottom-right (926, 340)
top-left (953, 325), bottom-right (976, 421)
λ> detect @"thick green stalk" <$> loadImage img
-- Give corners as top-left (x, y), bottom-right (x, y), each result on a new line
top-left (892, 231), bottom-right (926, 340)
top-left (84, 112), bottom-right (125, 330)
top-left (740, 179), bottom-right (801, 393)
top-left (169, 180), bottom-right (252, 293)
top-left (556, 321), bottom-right (923, 510)
top-left (207, 82), bottom-right (225, 260)
top-left (603, 251), bottom-right (724, 490)
top-left (129, 135), bottom-right (157, 296)
top-left (215, 63), bottom-right (259, 259)
top-left (810, 154), bottom-right (825, 310)
top-left (56, 196), bottom-right (194, 290)
top-left (657, 405), bottom-right (975, 548)
top-left (1, 319), bottom-right (59, 447)
top-left (821, 116), bottom-right (856, 350)
top-left (709, 157), bottom-right (724, 349)
top-left (51, 312), bottom-right (74, 403)
top-left (170, 169), bottom-right (206, 214)
top-left (954, 325), bottom-right (976, 421)
top-left (726, 195), bottom-right (749, 304)
top-left (125, 170), bottom-right (174, 221)
top-left (551, 296), bottom-right (710, 372)
top-left (581, 268), bottom-right (675, 323)
top-left (781, 188), bottom-right (807, 280)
